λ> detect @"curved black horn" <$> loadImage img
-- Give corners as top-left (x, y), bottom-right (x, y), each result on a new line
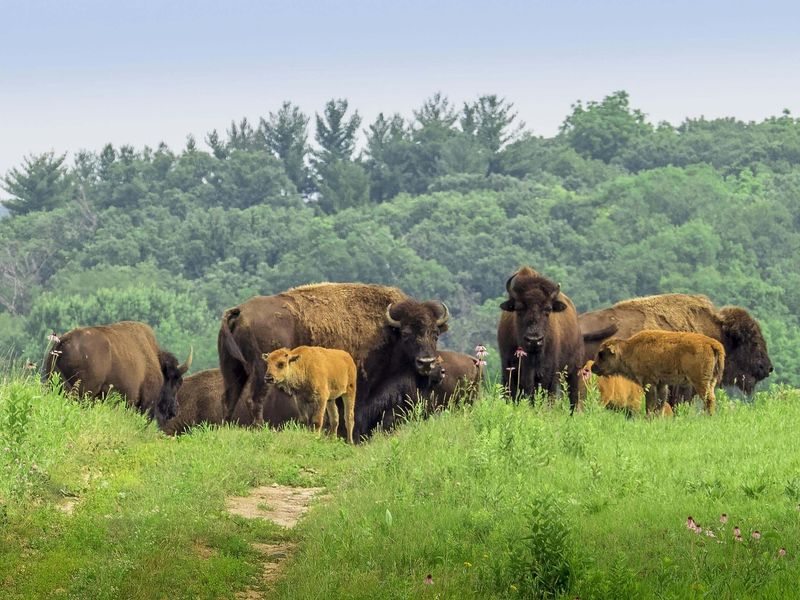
top-left (385, 304), bottom-right (401, 328)
top-left (436, 302), bottom-right (450, 326)
top-left (505, 272), bottom-right (518, 293)
top-left (178, 346), bottom-right (193, 375)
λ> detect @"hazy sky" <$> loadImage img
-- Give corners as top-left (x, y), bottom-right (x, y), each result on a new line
top-left (1, 0), bottom-right (798, 175)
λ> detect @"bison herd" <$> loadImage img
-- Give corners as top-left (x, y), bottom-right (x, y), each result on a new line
top-left (42, 266), bottom-right (774, 442)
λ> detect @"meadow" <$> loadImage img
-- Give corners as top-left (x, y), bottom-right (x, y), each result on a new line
top-left (2, 371), bottom-right (799, 599)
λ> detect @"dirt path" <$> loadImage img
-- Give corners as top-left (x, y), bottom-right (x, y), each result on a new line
top-left (226, 483), bottom-right (324, 598)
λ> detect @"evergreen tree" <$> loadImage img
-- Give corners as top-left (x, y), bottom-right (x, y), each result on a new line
top-left (260, 101), bottom-right (310, 192)
top-left (1, 152), bottom-right (72, 216)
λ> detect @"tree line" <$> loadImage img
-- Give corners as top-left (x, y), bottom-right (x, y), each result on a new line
top-left (2, 91), bottom-right (799, 386)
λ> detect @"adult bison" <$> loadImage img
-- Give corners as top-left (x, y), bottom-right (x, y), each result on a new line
top-left (43, 321), bottom-right (192, 428)
top-left (162, 368), bottom-right (262, 436)
top-left (579, 294), bottom-right (772, 395)
top-left (497, 267), bottom-right (584, 412)
top-left (218, 283), bottom-right (449, 439)
top-left (362, 350), bottom-right (482, 432)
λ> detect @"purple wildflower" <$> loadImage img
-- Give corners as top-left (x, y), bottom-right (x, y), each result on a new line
top-left (514, 347), bottom-right (527, 358)
top-left (719, 513), bottom-right (728, 524)
top-left (474, 345), bottom-right (488, 358)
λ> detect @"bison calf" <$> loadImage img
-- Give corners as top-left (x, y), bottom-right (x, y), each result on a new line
top-left (579, 360), bottom-right (672, 417)
top-left (262, 346), bottom-right (357, 444)
top-left (591, 330), bottom-right (725, 414)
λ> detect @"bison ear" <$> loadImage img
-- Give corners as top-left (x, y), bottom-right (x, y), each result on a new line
top-left (552, 299), bottom-right (567, 313)
top-left (261, 352), bottom-right (270, 361)
top-left (500, 299), bottom-right (515, 312)
top-left (288, 354), bottom-right (301, 364)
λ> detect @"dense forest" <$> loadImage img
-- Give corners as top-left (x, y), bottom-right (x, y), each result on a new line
top-left (1, 91), bottom-right (799, 386)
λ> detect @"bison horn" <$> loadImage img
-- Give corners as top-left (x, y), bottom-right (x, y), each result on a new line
top-left (178, 346), bottom-right (193, 375)
top-left (436, 302), bottom-right (450, 326)
top-left (505, 272), bottom-right (518, 293)
top-left (385, 304), bottom-right (402, 328)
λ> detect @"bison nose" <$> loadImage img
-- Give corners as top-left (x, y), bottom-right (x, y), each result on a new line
top-left (769, 365), bottom-right (774, 374)
top-left (524, 334), bottom-right (544, 346)
top-left (416, 357), bottom-right (436, 373)
top-left (264, 374), bottom-right (274, 383)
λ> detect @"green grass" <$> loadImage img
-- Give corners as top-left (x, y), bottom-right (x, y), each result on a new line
top-left (2, 372), bottom-right (800, 599)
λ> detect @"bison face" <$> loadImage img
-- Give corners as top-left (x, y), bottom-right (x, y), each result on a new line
top-left (385, 300), bottom-right (449, 376)
top-left (262, 349), bottom-right (300, 391)
top-left (500, 270), bottom-right (566, 353)
top-left (157, 348), bottom-right (193, 424)
top-left (719, 307), bottom-right (773, 392)
top-left (591, 342), bottom-right (623, 378)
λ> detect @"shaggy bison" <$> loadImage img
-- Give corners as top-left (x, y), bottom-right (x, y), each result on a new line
top-left (218, 283), bottom-right (449, 440)
top-left (497, 267), bottom-right (584, 412)
top-left (579, 360), bottom-right (672, 417)
top-left (43, 321), bottom-right (192, 428)
top-left (579, 294), bottom-right (772, 394)
top-left (591, 330), bottom-right (725, 414)
top-left (162, 368), bottom-right (263, 435)
top-left (263, 346), bottom-right (357, 444)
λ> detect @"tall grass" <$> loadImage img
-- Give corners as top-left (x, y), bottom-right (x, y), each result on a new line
top-left (1, 374), bottom-right (799, 599)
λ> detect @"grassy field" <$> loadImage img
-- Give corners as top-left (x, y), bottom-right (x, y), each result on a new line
top-left (2, 372), bottom-right (800, 599)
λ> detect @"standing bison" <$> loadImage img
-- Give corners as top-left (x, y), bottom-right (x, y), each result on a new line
top-left (43, 321), bottom-right (192, 428)
top-left (218, 283), bottom-right (449, 440)
top-left (497, 267), bottom-right (584, 412)
top-left (579, 294), bottom-right (772, 395)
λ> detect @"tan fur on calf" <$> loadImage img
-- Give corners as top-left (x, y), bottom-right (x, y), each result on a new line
top-left (579, 360), bottom-right (672, 417)
top-left (262, 346), bottom-right (357, 444)
top-left (591, 330), bottom-right (725, 414)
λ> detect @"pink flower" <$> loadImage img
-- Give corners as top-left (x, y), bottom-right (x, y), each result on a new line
top-left (424, 574), bottom-right (433, 585)
top-left (50, 349), bottom-right (62, 357)
top-left (47, 332), bottom-right (61, 343)
top-left (695, 526), bottom-right (703, 535)
top-left (719, 514), bottom-right (728, 524)
top-left (779, 548), bottom-right (787, 557)
top-left (686, 516), bottom-right (696, 530)
top-left (474, 345), bottom-right (488, 358)
top-left (733, 526), bottom-right (741, 537)
top-left (477, 360), bottom-right (487, 367)
top-left (514, 347), bottom-right (527, 358)
top-left (705, 530), bottom-right (716, 538)
top-left (751, 530), bottom-right (761, 540)
top-left (735, 534), bottom-right (743, 542)
top-left (506, 366), bottom-right (516, 372)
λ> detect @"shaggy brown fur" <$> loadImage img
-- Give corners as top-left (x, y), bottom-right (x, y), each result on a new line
top-left (579, 294), bottom-right (772, 394)
top-left (591, 331), bottom-right (725, 414)
top-left (43, 321), bottom-right (191, 428)
top-left (579, 360), bottom-right (673, 417)
top-left (497, 266), bottom-right (584, 412)
top-left (162, 368), bottom-right (263, 435)
top-left (263, 346), bottom-right (357, 444)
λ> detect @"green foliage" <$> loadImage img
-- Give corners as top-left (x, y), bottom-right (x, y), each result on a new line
top-left (1, 152), bottom-right (73, 216)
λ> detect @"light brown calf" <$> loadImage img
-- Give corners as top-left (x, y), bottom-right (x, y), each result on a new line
top-left (579, 360), bottom-right (672, 416)
top-left (591, 330), bottom-right (725, 414)
top-left (262, 346), bottom-right (357, 444)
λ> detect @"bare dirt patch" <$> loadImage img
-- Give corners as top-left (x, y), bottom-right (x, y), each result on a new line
top-left (227, 484), bottom-right (324, 598)
top-left (226, 484), bottom-right (324, 528)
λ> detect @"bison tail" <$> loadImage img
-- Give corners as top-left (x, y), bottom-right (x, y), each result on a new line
top-left (219, 309), bottom-right (247, 365)
top-left (40, 337), bottom-right (63, 384)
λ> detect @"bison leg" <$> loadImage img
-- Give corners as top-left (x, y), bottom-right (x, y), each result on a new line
top-left (645, 385), bottom-right (667, 416)
top-left (312, 393), bottom-right (327, 436)
top-left (325, 400), bottom-right (339, 438)
top-left (342, 392), bottom-right (356, 445)
top-left (566, 368), bottom-right (580, 415)
top-left (694, 379), bottom-right (717, 415)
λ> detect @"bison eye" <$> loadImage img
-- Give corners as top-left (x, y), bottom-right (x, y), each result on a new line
top-left (277, 362), bottom-right (285, 368)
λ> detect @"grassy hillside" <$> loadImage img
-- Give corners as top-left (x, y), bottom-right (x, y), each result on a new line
top-left (2, 373), bottom-right (800, 598)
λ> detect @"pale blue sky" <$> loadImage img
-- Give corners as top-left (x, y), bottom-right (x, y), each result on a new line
top-left (1, 0), bottom-right (798, 175)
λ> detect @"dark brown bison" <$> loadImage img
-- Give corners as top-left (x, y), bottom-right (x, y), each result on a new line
top-left (497, 267), bottom-right (584, 412)
top-left (162, 368), bottom-right (263, 436)
top-left (591, 330), bottom-right (725, 414)
top-left (43, 321), bottom-right (192, 428)
top-left (218, 283), bottom-right (449, 440)
top-left (362, 350), bottom-right (482, 432)
top-left (579, 294), bottom-right (772, 395)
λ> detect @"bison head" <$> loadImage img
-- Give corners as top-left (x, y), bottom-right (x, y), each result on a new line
top-left (500, 267), bottom-right (567, 353)
top-left (719, 307), bottom-right (773, 393)
top-left (262, 348), bottom-right (299, 392)
top-left (385, 300), bottom-right (449, 376)
top-left (157, 347), bottom-right (192, 425)
top-left (590, 341), bottom-right (626, 378)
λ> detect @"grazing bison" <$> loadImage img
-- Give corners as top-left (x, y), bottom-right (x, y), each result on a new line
top-left (162, 368), bottom-right (263, 436)
top-left (263, 346), bottom-right (358, 444)
top-left (579, 294), bottom-right (772, 395)
top-left (591, 330), bottom-right (725, 414)
top-left (497, 267), bottom-right (584, 412)
top-left (363, 350), bottom-right (482, 432)
top-left (218, 283), bottom-right (449, 440)
top-left (43, 321), bottom-right (192, 428)
top-left (579, 360), bottom-right (672, 417)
